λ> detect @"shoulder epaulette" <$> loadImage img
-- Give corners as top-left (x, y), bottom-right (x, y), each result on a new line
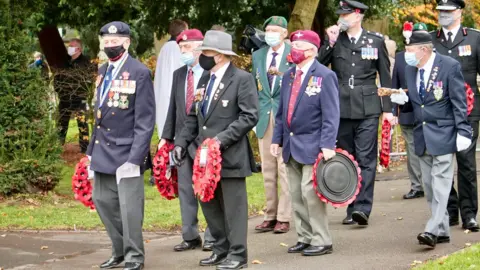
top-left (466, 28), bottom-right (480, 34)
top-left (366, 31), bottom-right (384, 39)
top-left (463, 27), bottom-right (468, 36)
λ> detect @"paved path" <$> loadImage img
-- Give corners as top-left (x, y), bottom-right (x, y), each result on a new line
top-left (3, 162), bottom-right (480, 270)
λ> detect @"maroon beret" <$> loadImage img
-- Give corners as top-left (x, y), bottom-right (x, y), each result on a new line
top-left (176, 29), bottom-right (204, 44)
top-left (290, 30), bottom-right (321, 48)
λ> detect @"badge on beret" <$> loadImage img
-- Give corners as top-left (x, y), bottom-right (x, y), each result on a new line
top-left (108, 25), bottom-right (118, 34)
top-left (182, 34), bottom-right (187, 41)
top-left (442, 0), bottom-right (447, 3)
top-left (295, 32), bottom-right (304, 38)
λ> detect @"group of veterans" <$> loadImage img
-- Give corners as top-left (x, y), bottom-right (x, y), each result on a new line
top-left (83, 0), bottom-right (480, 269)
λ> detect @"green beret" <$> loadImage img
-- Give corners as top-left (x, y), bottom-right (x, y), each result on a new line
top-left (414, 23), bottom-right (428, 31)
top-left (263, 16), bottom-right (288, 30)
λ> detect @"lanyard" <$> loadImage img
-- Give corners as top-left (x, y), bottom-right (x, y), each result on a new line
top-left (99, 54), bottom-right (128, 108)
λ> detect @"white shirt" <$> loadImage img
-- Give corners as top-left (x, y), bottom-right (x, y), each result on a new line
top-left (443, 24), bottom-right (461, 42)
top-left (185, 63), bottom-right (204, 102)
top-left (348, 29), bottom-right (363, 44)
top-left (416, 53), bottom-right (436, 92)
top-left (295, 58), bottom-right (315, 84)
top-left (100, 52), bottom-right (129, 100)
top-left (206, 62), bottom-right (231, 112)
top-left (266, 43), bottom-right (286, 92)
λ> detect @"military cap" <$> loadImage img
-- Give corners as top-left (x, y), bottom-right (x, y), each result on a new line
top-left (336, 0), bottom-right (369, 15)
top-left (290, 30), bottom-right (321, 48)
top-left (262, 16), bottom-right (288, 30)
top-left (436, 0), bottom-right (465, 10)
top-left (176, 29), bottom-right (204, 44)
top-left (100, 21), bottom-right (131, 37)
top-left (403, 22), bottom-right (432, 46)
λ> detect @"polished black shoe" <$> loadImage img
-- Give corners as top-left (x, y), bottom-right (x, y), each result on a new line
top-left (342, 215), bottom-right (355, 225)
top-left (302, 245), bottom-right (333, 256)
top-left (417, 232), bottom-right (437, 248)
top-left (463, 217), bottom-right (480, 232)
top-left (123, 262), bottom-right (144, 270)
top-left (419, 236), bottom-right (450, 245)
top-left (352, 211), bottom-right (369, 226)
top-left (203, 241), bottom-right (214, 252)
top-left (100, 256), bottom-right (124, 269)
top-left (450, 216), bottom-right (460, 226)
top-left (216, 259), bottom-right (248, 269)
top-left (174, 237), bottom-right (202, 251)
top-left (199, 253), bottom-right (227, 266)
top-left (403, 190), bottom-right (425, 199)
top-left (287, 242), bottom-right (310, 253)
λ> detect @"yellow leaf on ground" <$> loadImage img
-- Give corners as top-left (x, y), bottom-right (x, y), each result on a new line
top-left (280, 243), bottom-right (288, 247)
top-left (40, 246), bottom-right (48, 250)
top-left (252, 260), bottom-right (263, 264)
top-left (145, 239), bottom-right (150, 244)
top-left (397, 217), bottom-right (403, 220)
top-left (466, 243), bottom-right (472, 247)
top-left (0, 234), bottom-right (6, 238)
top-left (410, 260), bottom-right (423, 266)
top-left (465, 229), bottom-right (471, 234)
top-left (48, 252), bottom-right (54, 255)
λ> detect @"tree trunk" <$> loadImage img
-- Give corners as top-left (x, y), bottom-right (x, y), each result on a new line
top-left (288, 0), bottom-right (321, 33)
top-left (38, 25), bottom-right (70, 69)
top-left (312, 0), bottom-right (328, 45)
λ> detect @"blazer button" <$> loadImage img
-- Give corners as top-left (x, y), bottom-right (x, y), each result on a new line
top-left (352, 52), bottom-right (356, 55)
top-left (267, 111), bottom-right (271, 115)
top-left (352, 63), bottom-right (356, 67)
top-left (421, 105), bottom-right (424, 108)
top-left (97, 126), bottom-right (100, 129)
top-left (203, 126), bottom-right (207, 130)
top-left (112, 112), bottom-right (115, 115)
top-left (423, 121), bottom-right (426, 125)
top-left (107, 128), bottom-right (111, 131)
top-left (290, 132), bottom-right (294, 136)
top-left (107, 142), bottom-right (110, 146)
top-left (448, 50), bottom-right (452, 54)
top-left (95, 140), bottom-right (99, 144)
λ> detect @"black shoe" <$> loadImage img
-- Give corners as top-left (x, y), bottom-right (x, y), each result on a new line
top-left (100, 256), bottom-right (124, 269)
top-left (417, 232), bottom-right (437, 248)
top-left (174, 237), bottom-right (202, 251)
top-left (463, 217), bottom-right (480, 232)
top-left (403, 190), bottom-right (425, 199)
top-left (203, 241), bottom-right (214, 252)
top-left (352, 211), bottom-right (369, 226)
top-left (419, 236), bottom-right (450, 245)
top-left (301, 245), bottom-right (333, 256)
top-left (342, 215), bottom-right (356, 225)
top-left (199, 253), bottom-right (227, 266)
top-left (287, 242), bottom-right (310, 253)
top-left (216, 259), bottom-right (248, 269)
top-left (123, 262), bottom-right (144, 270)
top-left (449, 216), bottom-right (460, 226)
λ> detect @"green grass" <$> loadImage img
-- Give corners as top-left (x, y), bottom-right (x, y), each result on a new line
top-left (415, 244), bottom-right (480, 269)
top-left (0, 166), bottom-right (265, 231)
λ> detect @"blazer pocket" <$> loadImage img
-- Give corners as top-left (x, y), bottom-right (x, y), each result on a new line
top-left (436, 119), bottom-right (455, 126)
top-left (362, 86), bottom-right (381, 116)
top-left (116, 137), bottom-right (134, 145)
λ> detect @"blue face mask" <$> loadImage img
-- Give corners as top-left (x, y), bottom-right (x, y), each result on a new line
top-left (180, 52), bottom-right (195, 66)
top-left (404, 51), bottom-right (420, 67)
top-left (265, 32), bottom-right (281, 47)
top-left (35, 59), bottom-right (43, 66)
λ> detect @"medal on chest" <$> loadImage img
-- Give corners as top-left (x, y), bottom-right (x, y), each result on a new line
top-left (433, 81), bottom-right (444, 101)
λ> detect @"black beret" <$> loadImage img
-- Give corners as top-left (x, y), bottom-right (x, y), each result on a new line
top-left (404, 23), bottom-right (432, 46)
top-left (100, 21), bottom-right (130, 37)
top-left (336, 0), bottom-right (369, 15)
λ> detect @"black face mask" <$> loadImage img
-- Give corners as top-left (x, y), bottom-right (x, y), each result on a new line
top-left (199, 54), bottom-right (217, 71)
top-left (104, 45), bottom-right (126, 60)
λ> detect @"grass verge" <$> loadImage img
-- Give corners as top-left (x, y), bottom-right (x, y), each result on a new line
top-left (414, 243), bottom-right (480, 269)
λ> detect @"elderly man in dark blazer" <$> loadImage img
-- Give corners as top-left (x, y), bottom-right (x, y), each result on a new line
top-left (173, 30), bottom-right (259, 269)
top-left (272, 30), bottom-right (340, 256)
top-left (86, 22), bottom-right (155, 270)
top-left (391, 22), bottom-right (471, 248)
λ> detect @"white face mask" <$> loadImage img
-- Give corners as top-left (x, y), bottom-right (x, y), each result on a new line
top-left (438, 11), bottom-right (460, 27)
top-left (67, 46), bottom-right (77, 56)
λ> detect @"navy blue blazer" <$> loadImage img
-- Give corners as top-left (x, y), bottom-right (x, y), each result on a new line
top-left (392, 51), bottom-right (415, 125)
top-left (402, 53), bottom-right (471, 156)
top-left (86, 55), bottom-right (156, 175)
top-left (272, 59), bottom-right (340, 165)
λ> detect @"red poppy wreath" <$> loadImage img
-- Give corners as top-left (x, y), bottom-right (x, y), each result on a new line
top-left (72, 156), bottom-right (95, 209)
top-left (192, 138), bottom-right (222, 202)
top-left (153, 142), bottom-right (178, 200)
top-left (379, 119), bottom-right (391, 168)
top-left (466, 83), bottom-right (474, 116)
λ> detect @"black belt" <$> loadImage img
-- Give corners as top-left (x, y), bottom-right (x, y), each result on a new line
top-left (339, 78), bottom-right (376, 89)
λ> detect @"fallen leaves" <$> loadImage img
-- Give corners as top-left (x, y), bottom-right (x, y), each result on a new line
top-left (464, 229), bottom-right (471, 234)
top-left (438, 255), bottom-right (449, 265)
top-left (252, 260), bottom-right (263, 265)
top-left (258, 210), bottom-right (265, 215)
top-left (410, 260), bottom-right (423, 266)
top-left (145, 239), bottom-right (150, 244)
top-left (465, 242), bottom-right (472, 247)
top-left (40, 246), bottom-right (48, 250)
top-left (48, 252), bottom-right (54, 255)
top-left (396, 217), bottom-right (403, 220)
top-left (280, 243), bottom-right (288, 247)
top-left (0, 234), bottom-right (6, 238)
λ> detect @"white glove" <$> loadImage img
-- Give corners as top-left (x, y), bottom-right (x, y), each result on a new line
top-left (87, 155), bottom-right (91, 161)
top-left (456, 133), bottom-right (471, 152)
top-left (390, 90), bottom-right (408, 105)
top-left (87, 166), bottom-right (94, 180)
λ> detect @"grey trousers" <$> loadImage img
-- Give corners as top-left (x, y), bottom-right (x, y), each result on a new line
top-left (178, 155), bottom-right (214, 242)
top-left (93, 172), bottom-right (145, 263)
top-left (286, 158), bottom-right (332, 246)
top-left (401, 125), bottom-right (423, 191)
top-left (419, 153), bottom-right (454, 237)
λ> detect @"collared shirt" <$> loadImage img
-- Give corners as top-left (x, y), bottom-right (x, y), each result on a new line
top-left (101, 52), bottom-right (129, 95)
top-left (295, 58), bottom-right (315, 85)
top-left (416, 53), bottom-right (436, 92)
top-left (443, 24), bottom-right (461, 41)
top-left (348, 29), bottom-right (363, 44)
top-left (266, 42), bottom-right (286, 92)
top-left (185, 63), bottom-right (204, 102)
top-left (206, 61), bottom-right (231, 112)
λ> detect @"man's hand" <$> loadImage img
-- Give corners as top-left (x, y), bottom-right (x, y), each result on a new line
top-left (382, 112), bottom-right (395, 125)
top-left (158, 139), bottom-right (166, 150)
top-left (390, 116), bottom-right (398, 126)
top-left (457, 134), bottom-right (471, 152)
top-left (270, 144), bottom-right (280, 157)
top-left (172, 146), bottom-right (186, 166)
top-left (390, 90), bottom-right (408, 105)
top-left (322, 148), bottom-right (336, 161)
top-left (326, 25), bottom-right (340, 45)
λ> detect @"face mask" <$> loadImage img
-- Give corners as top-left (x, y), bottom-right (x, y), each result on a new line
top-left (265, 32), bottom-right (281, 47)
top-left (104, 45), bottom-right (126, 60)
top-left (67, 47), bottom-right (77, 56)
top-left (405, 50), bottom-right (425, 67)
top-left (199, 54), bottom-right (217, 71)
top-left (180, 52), bottom-right (195, 66)
top-left (338, 17), bottom-right (351, 31)
top-left (290, 48), bottom-right (308, 64)
top-left (35, 59), bottom-right (42, 66)
top-left (438, 11), bottom-right (459, 27)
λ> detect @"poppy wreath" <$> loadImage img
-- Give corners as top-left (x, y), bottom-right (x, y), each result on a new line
top-left (192, 138), bottom-right (222, 202)
top-left (312, 148), bottom-right (362, 208)
top-left (152, 142), bottom-right (178, 200)
top-left (466, 83), bottom-right (474, 116)
top-left (379, 119), bottom-right (391, 168)
top-left (72, 156), bottom-right (95, 209)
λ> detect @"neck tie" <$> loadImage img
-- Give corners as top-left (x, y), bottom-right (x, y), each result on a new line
top-left (419, 68), bottom-right (426, 102)
top-left (267, 52), bottom-right (278, 90)
top-left (202, 74), bottom-right (216, 116)
top-left (102, 64), bottom-right (115, 101)
top-left (287, 69), bottom-right (304, 126)
top-left (351, 37), bottom-right (356, 44)
top-left (447, 32), bottom-right (453, 44)
top-left (185, 69), bottom-right (194, 114)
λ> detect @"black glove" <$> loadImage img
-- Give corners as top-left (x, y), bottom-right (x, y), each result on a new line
top-left (172, 146), bottom-right (186, 166)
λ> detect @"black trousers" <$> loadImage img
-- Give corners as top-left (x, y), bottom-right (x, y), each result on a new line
top-left (58, 99), bottom-right (89, 153)
top-left (200, 178), bottom-right (248, 262)
top-left (448, 120), bottom-right (479, 222)
top-left (337, 118), bottom-right (379, 216)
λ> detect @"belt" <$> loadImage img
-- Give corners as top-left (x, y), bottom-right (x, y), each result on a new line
top-left (339, 76), bottom-right (377, 89)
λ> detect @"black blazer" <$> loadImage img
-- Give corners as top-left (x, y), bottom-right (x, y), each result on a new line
top-left (392, 51), bottom-right (415, 125)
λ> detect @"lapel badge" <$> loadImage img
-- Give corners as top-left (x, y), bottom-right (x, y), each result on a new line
top-left (368, 39), bottom-right (373, 44)
top-left (433, 81), bottom-right (444, 101)
top-left (195, 88), bottom-right (205, 102)
top-left (122, 71), bottom-right (130, 80)
top-left (222, 100), bottom-right (229, 107)
top-left (219, 82), bottom-right (224, 90)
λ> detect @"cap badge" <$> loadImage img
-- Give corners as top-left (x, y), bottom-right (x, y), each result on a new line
top-left (108, 25), bottom-right (118, 34)
top-left (295, 32), bottom-right (304, 38)
top-left (182, 34), bottom-right (188, 40)
top-left (442, 0), bottom-right (447, 3)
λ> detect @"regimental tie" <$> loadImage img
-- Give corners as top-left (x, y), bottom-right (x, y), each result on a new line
top-left (419, 68), bottom-right (426, 102)
top-left (267, 52), bottom-right (278, 90)
top-left (185, 69), bottom-right (194, 114)
top-left (202, 74), bottom-right (216, 116)
top-left (102, 65), bottom-right (115, 101)
top-left (447, 31), bottom-right (453, 44)
top-left (287, 69), bottom-right (303, 126)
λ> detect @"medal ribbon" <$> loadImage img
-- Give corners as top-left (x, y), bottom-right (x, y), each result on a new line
top-left (99, 54), bottom-right (128, 108)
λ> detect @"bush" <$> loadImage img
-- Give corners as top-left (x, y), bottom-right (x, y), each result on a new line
top-left (0, 1), bottom-right (63, 195)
